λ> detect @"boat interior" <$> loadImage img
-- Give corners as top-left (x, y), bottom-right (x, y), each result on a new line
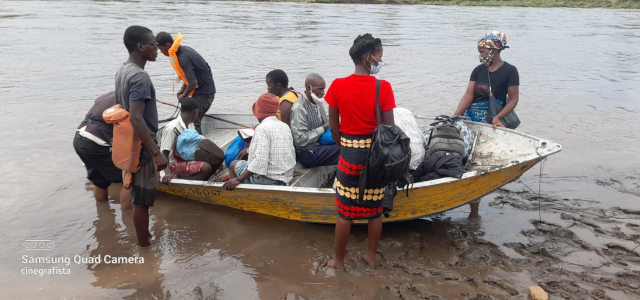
top-left (159, 114), bottom-right (560, 189)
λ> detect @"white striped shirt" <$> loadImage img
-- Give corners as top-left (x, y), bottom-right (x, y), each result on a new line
top-left (247, 116), bottom-right (296, 184)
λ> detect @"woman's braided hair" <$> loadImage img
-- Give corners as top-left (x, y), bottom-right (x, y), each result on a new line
top-left (349, 33), bottom-right (382, 64)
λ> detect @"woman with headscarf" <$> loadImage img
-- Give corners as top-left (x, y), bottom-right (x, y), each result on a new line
top-left (454, 31), bottom-right (519, 129)
top-left (324, 33), bottom-right (396, 270)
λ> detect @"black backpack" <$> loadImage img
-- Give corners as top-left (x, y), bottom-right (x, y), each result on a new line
top-left (426, 116), bottom-right (466, 159)
top-left (358, 80), bottom-right (412, 203)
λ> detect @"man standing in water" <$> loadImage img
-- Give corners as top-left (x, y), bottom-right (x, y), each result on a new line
top-left (115, 25), bottom-right (167, 247)
top-left (156, 32), bottom-right (216, 134)
top-left (73, 92), bottom-right (132, 210)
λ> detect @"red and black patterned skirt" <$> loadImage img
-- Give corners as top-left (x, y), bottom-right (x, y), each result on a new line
top-left (335, 133), bottom-right (384, 220)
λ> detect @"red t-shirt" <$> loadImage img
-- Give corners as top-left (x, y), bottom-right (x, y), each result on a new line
top-left (325, 74), bottom-right (396, 135)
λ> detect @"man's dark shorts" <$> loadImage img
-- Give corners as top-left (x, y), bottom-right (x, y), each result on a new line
top-left (73, 133), bottom-right (122, 190)
top-left (131, 161), bottom-right (159, 208)
top-left (192, 93), bottom-right (215, 132)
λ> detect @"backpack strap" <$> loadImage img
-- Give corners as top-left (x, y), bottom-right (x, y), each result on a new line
top-left (358, 80), bottom-right (382, 203)
top-left (487, 66), bottom-right (493, 96)
top-left (375, 80), bottom-right (381, 125)
top-left (172, 128), bottom-right (184, 162)
top-left (84, 117), bottom-right (108, 126)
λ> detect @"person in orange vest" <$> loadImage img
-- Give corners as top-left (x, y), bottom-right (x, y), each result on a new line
top-left (156, 32), bottom-right (216, 135)
top-left (266, 69), bottom-right (300, 126)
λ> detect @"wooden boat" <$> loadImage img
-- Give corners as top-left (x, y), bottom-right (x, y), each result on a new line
top-left (157, 114), bottom-right (561, 224)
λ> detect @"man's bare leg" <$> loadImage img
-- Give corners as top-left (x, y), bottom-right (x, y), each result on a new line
top-left (186, 163), bottom-right (213, 181)
top-left (228, 161), bottom-right (238, 179)
top-left (94, 186), bottom-right (108, 202)
top-left (328, 217), bottom-right (351, 270)
top-left (468, 201), bottom-right (480, 219)
top-left (120, 187), bottom-right (132, 210)
top-left (364, 216), bottom-right (382, 266)
top-left (133, 206), bottom-right (151, 247)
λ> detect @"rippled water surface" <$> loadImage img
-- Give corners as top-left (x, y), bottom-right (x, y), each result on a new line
top-left (1, 1), bottom-right (639, 299)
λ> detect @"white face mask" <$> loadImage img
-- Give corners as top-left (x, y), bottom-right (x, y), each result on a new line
top-left (308, 85), bottom-right (325, 104)
top-left (369, 55), bottom-right (384, 75)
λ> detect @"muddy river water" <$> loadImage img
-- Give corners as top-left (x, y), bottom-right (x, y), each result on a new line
top-left (1, 1), bottom-right (640, 299)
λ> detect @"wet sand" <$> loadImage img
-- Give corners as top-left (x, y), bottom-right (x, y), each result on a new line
top-left (8, 183), bottom-right (639, 299)
top-left (1, 1), bottom-right (639, 299)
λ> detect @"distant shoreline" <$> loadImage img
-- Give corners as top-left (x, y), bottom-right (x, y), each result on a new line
top-left (247, 0), bottom-right (640, 9)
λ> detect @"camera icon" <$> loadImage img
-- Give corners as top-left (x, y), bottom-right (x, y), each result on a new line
top-left (22, 240), bottom-right (55, 250)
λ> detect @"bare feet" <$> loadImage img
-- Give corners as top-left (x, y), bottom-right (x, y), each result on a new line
top-left (328, 259), bottom-right (344, 270)
top-left (136, 230), bottom-right (153, 248)
top-left (363, 253), bottom-right (375, 267)
top-left (138, 239), bottom-right (151, 247)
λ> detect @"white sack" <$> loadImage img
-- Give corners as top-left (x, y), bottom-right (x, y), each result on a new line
top-left (393, 108), bottom-right (425, 170)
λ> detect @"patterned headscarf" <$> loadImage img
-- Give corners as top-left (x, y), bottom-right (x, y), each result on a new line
top-left (478, 31), bottom-right (509, 50)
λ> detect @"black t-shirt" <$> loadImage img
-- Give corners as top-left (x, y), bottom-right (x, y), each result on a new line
top-left (177, 45), bottom-right (216, 96)
top-left (78, 92), bottom-right (116, 144)
top-left (470, 62), bottom-right (519, 103)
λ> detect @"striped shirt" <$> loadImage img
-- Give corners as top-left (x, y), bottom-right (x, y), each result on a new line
top-left (247, 116), bottom-right (296, 184)
top-left (290, 94), bottom-right (328, 152)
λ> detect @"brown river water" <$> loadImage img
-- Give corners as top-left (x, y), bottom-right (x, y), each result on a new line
top-left (1, 1), bottom-right (640, 299)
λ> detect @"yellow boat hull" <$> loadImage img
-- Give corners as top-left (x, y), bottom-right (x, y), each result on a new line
top-left (158, 159), bottom-right (538, 224)
top-left (156, 114), bottom-right (561, 224)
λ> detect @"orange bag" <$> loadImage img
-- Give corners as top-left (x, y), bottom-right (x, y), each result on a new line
top-left (102, 104), bottom-right (141, 174)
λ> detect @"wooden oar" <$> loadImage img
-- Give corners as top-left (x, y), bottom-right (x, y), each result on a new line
top-left (156, 99), bottom-right (253, 129)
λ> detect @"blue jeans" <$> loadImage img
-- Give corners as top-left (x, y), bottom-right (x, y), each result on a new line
top-left (234, 161), bottom-right (286, 186)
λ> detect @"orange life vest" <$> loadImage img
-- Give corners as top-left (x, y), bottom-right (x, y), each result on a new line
top-left (276, 90), bottom-right (301, 121)
top-left (102, 104), bottom-right (141, 174)
top-left (169, 33), bottom-right (198, 96)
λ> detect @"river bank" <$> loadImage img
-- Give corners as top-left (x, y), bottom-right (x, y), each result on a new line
top-left (254, 0), bottom-right (640, 9)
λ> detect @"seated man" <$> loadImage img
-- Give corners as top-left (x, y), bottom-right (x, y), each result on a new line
top-left (160, 97), bottom-right (216, 184)
top-left (223, 93), bottom-right (296, 190)
top-left (290, 73), bottom-right (339, 168)
top-left (266, 69), bottom-right (300, 126)
top-left (73, 91), bottom-right (132, 209)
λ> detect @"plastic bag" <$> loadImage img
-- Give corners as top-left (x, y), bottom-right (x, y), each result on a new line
top-left (102, 104), bottom-right (141, 172)
top-left (393, 108), bottom-right (425, 170)
top-left (224, 136), bottom-right (245, 168)
top-left (318, 127), bottom-right (335, 145)
top-left (177, 129), bottom-right (203, 161)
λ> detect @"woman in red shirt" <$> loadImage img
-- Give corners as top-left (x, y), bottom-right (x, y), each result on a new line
top-left (325, 34), bottom-right (396, 270)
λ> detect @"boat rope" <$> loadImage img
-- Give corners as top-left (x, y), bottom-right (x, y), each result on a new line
top-left (159, 104), bottom-right (180, 124)
top-left (490, 151), bottom-right (640, 270)
top-left (156, 99), bottom-right (254, 128)
top-left (493, 151), bottom-right (619, 221)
